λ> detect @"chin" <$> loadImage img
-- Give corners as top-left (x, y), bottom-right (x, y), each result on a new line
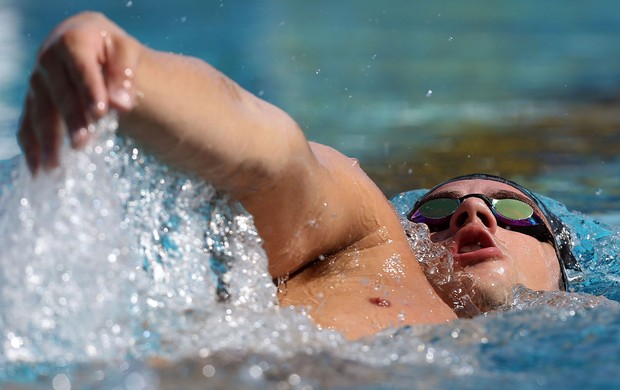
top-left (468, 282), bottom-right (514, 312)
top-left (461, 271), bottom-right (515, 313)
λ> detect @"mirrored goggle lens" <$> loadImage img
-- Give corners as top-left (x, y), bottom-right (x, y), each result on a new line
top-left (416, 197), bottom-right (535, 221)
top-left (417, 198), bottom-right (460, 218)
top-left (492, 198), bottom-right (534, 220)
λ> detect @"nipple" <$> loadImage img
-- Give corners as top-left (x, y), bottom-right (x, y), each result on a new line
top-left (369, 297), bottom-right (391, 307)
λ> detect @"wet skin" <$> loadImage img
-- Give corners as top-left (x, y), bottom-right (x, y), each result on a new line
top-left (19, 12), bottom-right (457, 340)
top-left (418, 179), bottom-right (562, 313)
top-left (19, 12), bottom-right (564, 339)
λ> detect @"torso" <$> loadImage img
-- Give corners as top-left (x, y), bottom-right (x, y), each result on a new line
top-left (278, 225), bottom-right (457, 339)
top-left (244, 142), bottom-right (457, 339)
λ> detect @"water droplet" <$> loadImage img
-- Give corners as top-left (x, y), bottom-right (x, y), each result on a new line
top-left (52, 374), bottom-right (72, 390)
top-left (277, 275), bottom-right (289, 295)
top-left (125, 372), bottom-right (147, 390)
top-left (288, 374), bottom-right (301, 385)
top-left (202, 364), bottom-right (216, 377)
top-left (249, 364), bottom-right (263, 379)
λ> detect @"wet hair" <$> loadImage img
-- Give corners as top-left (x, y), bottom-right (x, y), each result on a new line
top-left (411, 173), bottom-right (582, 290)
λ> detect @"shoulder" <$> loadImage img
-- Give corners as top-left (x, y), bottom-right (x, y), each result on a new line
top-left (306, 141), bottom-right (406, 256)
top-left (245, 138), bottom-right (403, 279)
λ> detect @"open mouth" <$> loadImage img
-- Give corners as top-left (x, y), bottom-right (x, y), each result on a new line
top-left (459, 243), bottom-right (484, 253)
top-left (452, 226), bottom-right (502, 266)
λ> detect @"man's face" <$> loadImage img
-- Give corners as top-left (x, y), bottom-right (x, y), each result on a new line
top-left (415, 179), bottom-right (561, 313)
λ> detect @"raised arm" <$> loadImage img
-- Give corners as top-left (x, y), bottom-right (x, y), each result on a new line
top-left (18, 12), bottom-right (398, 279)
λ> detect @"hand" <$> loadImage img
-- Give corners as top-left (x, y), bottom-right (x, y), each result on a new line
top-left (18, 12), bottom-right (143, 174)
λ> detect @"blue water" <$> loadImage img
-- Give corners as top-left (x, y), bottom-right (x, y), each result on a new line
top-left (1, 134), bottom-right (619, 388)
top-left (1, 124), bottom-right (620, 389)
top-left (3, 0), bottom-right (620, 212)
top-left (2, 1), bottom-right (620, 389)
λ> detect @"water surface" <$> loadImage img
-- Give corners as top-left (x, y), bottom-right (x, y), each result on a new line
top-left (2, 1), bottom-right (620, 389)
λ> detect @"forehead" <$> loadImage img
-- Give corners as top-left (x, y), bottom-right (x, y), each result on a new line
top-left (428, 179), bottom-right (529, 198)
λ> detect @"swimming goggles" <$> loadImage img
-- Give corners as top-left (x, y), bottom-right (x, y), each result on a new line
top-left (407, 194), bottom-right (553, 242)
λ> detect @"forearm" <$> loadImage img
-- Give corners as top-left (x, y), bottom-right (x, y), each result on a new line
top-left (119, 51), bottom-right (391, 279)
top-left (121, 49), bottom-right (310, 198)
top-left (119, 47), bottom-right (332, 276)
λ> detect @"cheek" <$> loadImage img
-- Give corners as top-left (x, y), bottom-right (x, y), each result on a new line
top-left (517, 239), bottom-right (560, 290)
top-left (499, 233), bottom-right (559, 289)
top-left (540, 243), bottom-right (562, 289)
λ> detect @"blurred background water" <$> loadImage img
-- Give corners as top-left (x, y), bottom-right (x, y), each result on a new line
top-left (1, 0), bottom-right (619, 220)
top-left (2, 1), bottom-right (620, 389)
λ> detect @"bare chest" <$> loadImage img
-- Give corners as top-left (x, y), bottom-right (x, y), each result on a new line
top-left (277, 247), bottom-right (454, 339)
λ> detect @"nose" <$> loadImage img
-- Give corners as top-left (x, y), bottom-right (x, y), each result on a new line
top-left (449, 198), bottom-right (498, 233)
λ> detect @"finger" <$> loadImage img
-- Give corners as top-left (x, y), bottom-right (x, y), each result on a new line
top-left (102, 32), bottom-right (138, 112)
top-left (29, 72), bottom-right (64, 171)
top-left (17, 104), bottom-right (41, 175)
top-left (60, 31), bottom-right (111, 122)
top-left (38, 46), bottom-right (95, 149)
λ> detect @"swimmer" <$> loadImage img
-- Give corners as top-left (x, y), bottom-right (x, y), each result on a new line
top-left (406, 173), bottom-right (580, 317)
top-left (18, 12), bottom-right (576, 339)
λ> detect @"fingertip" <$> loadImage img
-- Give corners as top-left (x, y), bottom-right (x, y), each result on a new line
top-left (90, 100), bottom-right (108, 119)
top-left (40, 145), bottom-right (60, 172)
top-left (109, 86), bottom-right (135, 111)
top-left (25, 152), bottom-right (40, 176)
top-left (70, 126), bottom-right (90, 148)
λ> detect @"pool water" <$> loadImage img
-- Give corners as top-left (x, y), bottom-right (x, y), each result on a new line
top-left (2, 1), bottom-right (620, 389)
top-left (3, 0), bottom-right (620, 217)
